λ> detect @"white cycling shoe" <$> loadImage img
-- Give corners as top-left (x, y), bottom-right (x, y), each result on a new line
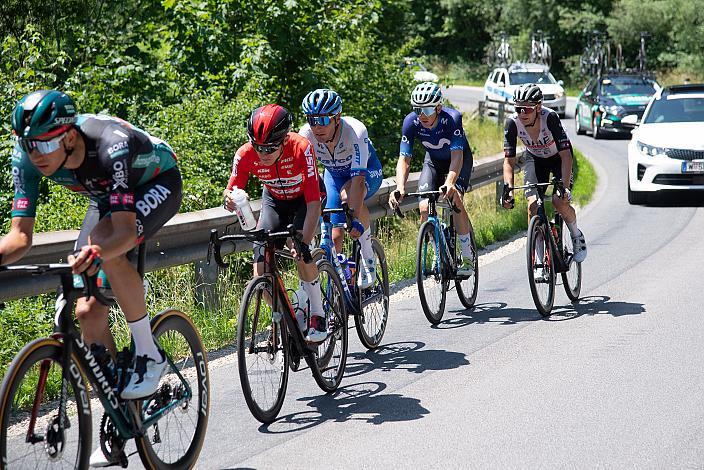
top-left (357, 257), bottom-right (376, 289)
top-left (121, 350), bottom-right (167, 400)
top-left (305, 314), bottom-right (328, 343)
top-left (571, 230), bottom-right (587, 263)
top-left (533, 267), bottom-right (549, 282)
top-left (89, 446), bottom-right (122, 468)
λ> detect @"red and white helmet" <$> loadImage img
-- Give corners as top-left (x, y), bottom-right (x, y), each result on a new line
top-left (247, 104), bottom-right (292, 145)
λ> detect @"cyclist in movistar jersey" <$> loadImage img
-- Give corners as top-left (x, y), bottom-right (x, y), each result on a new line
top-left (389, 82), bottom-right (475, 275)
top-left (501, 83), bottom-right (587, 270)
top-left (3, 90), bottom-right (182, 466)
top-left (298, 89), bottom-right (383, 288)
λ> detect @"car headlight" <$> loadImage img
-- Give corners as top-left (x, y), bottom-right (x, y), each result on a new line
top-left (603, 105), bottom-right (625, 116)
top-left (637, 141), bottom-right (667, 157)
top-left (554, 91), bottom-right (564, 99)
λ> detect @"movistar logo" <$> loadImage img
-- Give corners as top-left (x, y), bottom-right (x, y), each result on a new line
top-left (422, 138), bottom-right (451, 150)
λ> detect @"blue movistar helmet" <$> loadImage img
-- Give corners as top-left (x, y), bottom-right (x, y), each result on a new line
top-left (301, 89), bottom-right (342, 116)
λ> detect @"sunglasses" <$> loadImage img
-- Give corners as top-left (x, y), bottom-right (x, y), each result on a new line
top-left (413, 106), bottom-right (437, 117)
top-left (18, 132), bottom-right (67, 155)
top-left (252, 141), bottom-right (282, 154)
top-left (515, 104), bottom-right (539, 115)
top-left (306, 115), bottom-right (333, 127)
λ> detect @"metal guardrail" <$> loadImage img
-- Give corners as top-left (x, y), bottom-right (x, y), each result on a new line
top-left (0, 152), bottom-right (520, 301)
top-left (477, 100), bottom-right (514, 125)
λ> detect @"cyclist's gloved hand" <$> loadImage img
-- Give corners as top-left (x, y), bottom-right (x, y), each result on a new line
top-left (389, 189), bottom-right (404, 209)
top-left (440, 183), bottom-right (457, 202)
top-left (69, 245), bottom-right (102, 276)
top-left (501, 183), bottom-right (515, 209)
top-left (349, 218), bottom-right (365, 238)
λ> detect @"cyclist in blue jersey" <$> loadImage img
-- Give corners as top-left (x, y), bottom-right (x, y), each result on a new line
top-left (389, 82), bottom-right (475, 275)
top-left (2, 91), bottom-right (181, 408)
top-left (299, 89), bottom-right (383, 288)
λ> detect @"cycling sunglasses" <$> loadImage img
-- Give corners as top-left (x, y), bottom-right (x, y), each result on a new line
top-left (18, 132), bottom-right (68, 155)
top-left (252, 141), bottom-right (282, 154)
top-left (413, 105), bottom-right (437, 117)
top-left (306, 115), bottom-right (333, 127)
top-left (515, 104), bottom-right (539, 115)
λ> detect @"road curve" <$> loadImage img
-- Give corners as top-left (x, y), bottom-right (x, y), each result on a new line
top-left (121, 86), bottom-right (704, 469)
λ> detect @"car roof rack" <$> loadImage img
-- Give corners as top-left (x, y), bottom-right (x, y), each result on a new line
top-left (665, 84), bottom-right (704, 94)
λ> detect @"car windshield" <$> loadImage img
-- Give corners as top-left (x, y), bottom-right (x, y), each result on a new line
top-left (602, 77), bottom-right (656, 96)
top-left (643, 95), bottom-right (704, 123)
top-left (509, 71), bottom-right (555, 85)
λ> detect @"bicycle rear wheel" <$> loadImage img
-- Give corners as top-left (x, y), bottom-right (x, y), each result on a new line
top-left (237, 276), bottom-right (289, 424)
top-left (0, 338), bottom-right (91, 469)
top-left (455, 229), bottom-right (479, 309)
top-left (309, 260), bottom-right (347, 393)
top-left (416, 220), bottom-right (447, 325)
top-left (560, 222), bottom-right (583, 301)
top-left (527, 216), bottom-right (555, 316)
top-left (136, 309), bottom-right (210, 469)
top-left (353, 238), bottom-right (390, 349)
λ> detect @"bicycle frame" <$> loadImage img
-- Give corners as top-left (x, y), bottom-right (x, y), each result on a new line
top-left (9, 264), bottom-right (193, 445)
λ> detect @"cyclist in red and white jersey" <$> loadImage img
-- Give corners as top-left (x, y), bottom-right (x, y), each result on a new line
top-left (502, 84), bottom-right (587, 269)
top-left (223, 104), bottom-right (327, 342)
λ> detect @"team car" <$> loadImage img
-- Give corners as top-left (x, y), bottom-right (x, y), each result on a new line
top-left (575, 73), bottom-right (659, 139)
top-left (627, 84), bottom-right (704, 204)
top-left (483, 62), bottom-right (567, 117)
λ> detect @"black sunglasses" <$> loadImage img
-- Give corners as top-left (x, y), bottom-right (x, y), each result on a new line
top-left (252, 142), bottom-right (282, 154)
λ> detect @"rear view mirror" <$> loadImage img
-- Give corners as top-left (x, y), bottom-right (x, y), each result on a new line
top-left (557, 80), bottom-right (564, 86)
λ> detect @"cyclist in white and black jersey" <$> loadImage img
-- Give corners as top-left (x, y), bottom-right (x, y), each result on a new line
top-left (299, 89), bottom-right (383, 288)
top-left (502, 83), bottom-right (587, 265)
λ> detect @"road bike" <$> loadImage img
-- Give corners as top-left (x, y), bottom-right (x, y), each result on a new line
top-left (208, 224), bottom-right (346, 424)
top-left (580, 30), bottom-right (608, 76)
top-left (0, 251), bottom-right (210, 469)
top-left (393, 189), bottom-right (478, 325)
top-left (486, 32), bottom-right (513, 68)
top-left (502, 179), bottom-right (582, 316)
top-left (312, 203), bottom-right (389, 349)
top-left (530, 30), bottom-right (552, 68)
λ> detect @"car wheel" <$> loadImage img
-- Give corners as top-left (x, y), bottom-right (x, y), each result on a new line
top-left (575, 110), bottom-right (585, 135)
top-left (592, 115), bottom-right (602, 139)
top-left (627, 176), bottom-right (647, 205)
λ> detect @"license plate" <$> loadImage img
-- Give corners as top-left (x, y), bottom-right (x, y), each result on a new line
top-left (682, 161), bottom-right (704, 173)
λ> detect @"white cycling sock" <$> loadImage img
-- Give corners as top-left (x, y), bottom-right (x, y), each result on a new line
top-left (128, 315), bottom-right (161, 361)
top-left (458, 231), bottom-right (473, 258)
top-left (566, 221), bottom-right (580, 237)
top-left (359, 226), bottom-right (374, 261)
top-left (301, 278), bottom-right (324, 317)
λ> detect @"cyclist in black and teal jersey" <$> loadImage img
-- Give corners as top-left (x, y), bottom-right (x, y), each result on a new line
top-left (2, 91), bottom-right (182, 414)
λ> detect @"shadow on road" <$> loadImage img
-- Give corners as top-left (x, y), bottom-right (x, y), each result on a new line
top-left (545, 295), bottom-right (646, 321)
top-left (641, 191), bottom-right (704, 207)
top-left (433, 302), bottom-right (540, 329)
top-left (257, 380), bottom-right (430, 434)
top-left (343, 341), bottom-right (469, 379)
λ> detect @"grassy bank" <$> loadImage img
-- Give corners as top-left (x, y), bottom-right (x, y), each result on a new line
top-left (0, 123), bottom-right (596, 376)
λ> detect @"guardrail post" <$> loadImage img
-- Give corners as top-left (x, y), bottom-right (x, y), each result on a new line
top-left (478, 100), bottom-right (485, 123)
top-left (194, 259), bottom-right (220, 311)
top-left (498, 102), bottom-right (505, 126)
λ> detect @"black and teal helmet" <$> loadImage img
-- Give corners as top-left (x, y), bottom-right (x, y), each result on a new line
top-left (11, 90), bottom-right (77, 139)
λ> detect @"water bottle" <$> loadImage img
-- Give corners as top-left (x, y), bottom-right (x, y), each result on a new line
top-left (337, 254), bottom-right (353, 282)
top-left (90, 343), bottom-right (115, 388)
top-left (231, 189), bottom-right (257, 231)
top-left (291, 288), bottom-right (309, 332)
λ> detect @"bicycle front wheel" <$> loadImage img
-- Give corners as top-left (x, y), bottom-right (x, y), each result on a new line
top-left (560, 222), bottom-right (583, 301)
top-left (135, 309), bottom-right (210, 469)
top-left (237, 276), bottom-right (289, 424)
top-left (0, 338), bottom-right (91, 469)
top-left (416, 221), bottom-right (447, 325)
top-left (527, 216), bottom-right (555, 316)
top-left (455, 230), bottom-right (479, 309)
top-left (309, 259), bottom-right (348, 393)
top-left (354, 238), bottom-right (390, 349)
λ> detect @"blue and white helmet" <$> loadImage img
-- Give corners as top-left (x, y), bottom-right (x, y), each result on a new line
top-left (410, 81), bottom-right (442, 106)
top-left (302, 89), bottom-right (342, 116)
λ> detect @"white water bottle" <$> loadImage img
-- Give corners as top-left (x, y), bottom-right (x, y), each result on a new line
top-left (231, 189), bottom-right (256, 231)
top-left (292, 288), bottom-right (309, 332)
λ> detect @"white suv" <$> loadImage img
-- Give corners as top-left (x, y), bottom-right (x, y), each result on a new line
top-left (483, 63), bottom-right (567, 117)
top-left (627, 84), bottom-right (704, 204)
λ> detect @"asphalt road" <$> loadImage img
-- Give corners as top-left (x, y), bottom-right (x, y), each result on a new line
top-left (127, 86), bottom-right (704, 469)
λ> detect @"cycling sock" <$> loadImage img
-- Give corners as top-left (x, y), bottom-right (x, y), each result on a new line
top-left (536, 232), bottom-right (546, 264)
top-left (458, 231), bottom-right (473, 258)
top-left (359, 227), bottom-right (374, 261)
top-left (566, 221), bottom-right (580, 237)
top-left (128, 315), bottom-right (161, 361)
top-left (300, 278), bottom-right (324, 317)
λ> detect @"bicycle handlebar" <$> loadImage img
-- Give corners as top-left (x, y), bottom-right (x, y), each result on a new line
top-left (208, 224), bottom-right (312, 268)
top-left (392, 188), bottom-right (462, 219)
top-left (0, 264), bottom-right (112, 305)
top-left (321, 203), bottom-right (355, 232)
